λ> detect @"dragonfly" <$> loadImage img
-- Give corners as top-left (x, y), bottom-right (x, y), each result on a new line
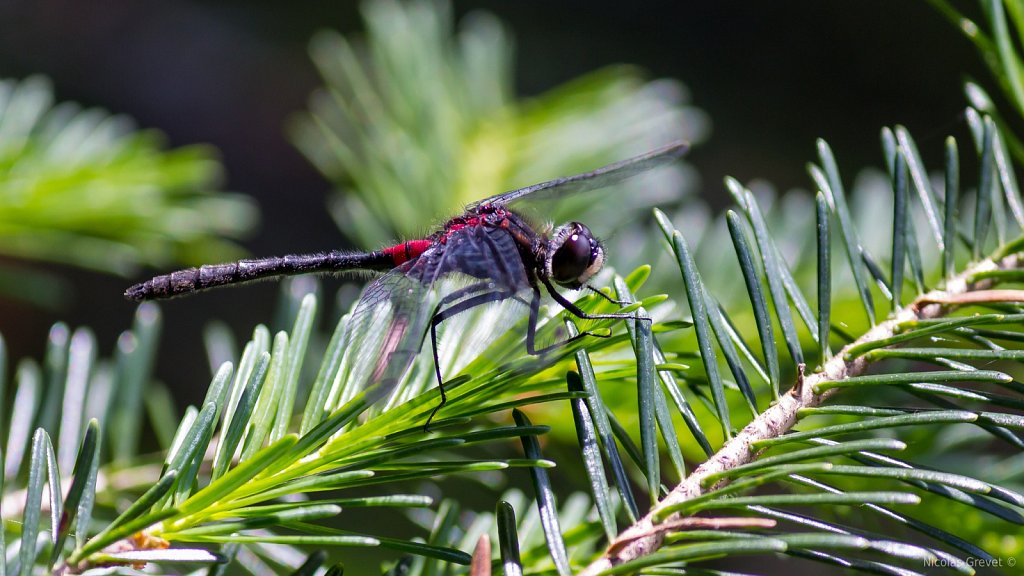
top-left (126, 141), bottom-right (688, 427)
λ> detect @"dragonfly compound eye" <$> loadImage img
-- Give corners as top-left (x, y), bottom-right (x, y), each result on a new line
top-left (548, 222), bottom-right (605, 287)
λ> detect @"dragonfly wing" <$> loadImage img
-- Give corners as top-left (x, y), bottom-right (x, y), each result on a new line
top-left (467, 140), bottom-right (688, 209)
top-left (336, 224), bottom-right (533, 414)
top-left (338, 265), bottom-right (433, 410)
top-left (434, 222), bottom-right (533, 291)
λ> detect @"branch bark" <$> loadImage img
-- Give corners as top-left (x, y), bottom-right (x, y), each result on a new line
top-left (579, 253), bottom-right (1022, 575)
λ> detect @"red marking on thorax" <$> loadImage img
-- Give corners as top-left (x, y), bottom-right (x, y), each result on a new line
top-left (439, 215), bottom-right (486, 245)
top-left (383, 239), bottom-right (432, 265)
top-left (447, 217), bottom-right (481, 232)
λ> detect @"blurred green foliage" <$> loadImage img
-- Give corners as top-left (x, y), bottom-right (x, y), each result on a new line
top-left (930, 0), bottom-right (1024, 161)
top-left (0, 75), bottom-right (257, 304)
top-left (289, 0), bottom-right (707, 256)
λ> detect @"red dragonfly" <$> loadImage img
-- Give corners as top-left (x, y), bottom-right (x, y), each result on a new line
top-left (127, 142), bottom-right (688, 426)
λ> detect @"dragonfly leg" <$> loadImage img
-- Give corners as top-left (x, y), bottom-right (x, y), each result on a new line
top-left (416, 282), bottom-right (496, 350)
top-left (424, 284), bottom-right (516, 430)
top-left (525, 285), bottom-right (597, 355)
top-left (585, 283), bottom-right (630, 306)
top-left (543, 278), bottom-right (651, 323)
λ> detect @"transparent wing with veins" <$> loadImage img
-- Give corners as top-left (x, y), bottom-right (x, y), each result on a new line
top-left (467, 141), bottom-right (688, 209)
top-left (332, 224), bottom-right (534, 416)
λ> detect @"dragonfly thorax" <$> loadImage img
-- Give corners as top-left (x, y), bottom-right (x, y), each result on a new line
top-left (545, 221), bottom-right (605, 289)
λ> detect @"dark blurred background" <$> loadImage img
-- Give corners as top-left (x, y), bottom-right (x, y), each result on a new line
top-left (0, 0), bottom-right (984, 406)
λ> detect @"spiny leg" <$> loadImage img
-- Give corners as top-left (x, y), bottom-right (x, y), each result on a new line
top-left (524, 285), bottom-right (599, 355)
top-left (424, 285), bottom-right (515, 430)
top-left (544, 278), bottom-right (651, 323)
top-left (530, 278), bottom-right (653, 354)
top-left (422, 279), bottom-right (649, 429)
top-left (586, 283), bottom-right (630, 306)
top-left (416, 282), bottom-right (496, 351)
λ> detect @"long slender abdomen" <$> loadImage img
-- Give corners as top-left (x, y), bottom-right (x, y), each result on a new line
top-left (125, 250), bottom-right (394, 301)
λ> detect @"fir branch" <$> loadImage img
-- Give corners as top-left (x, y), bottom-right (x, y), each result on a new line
top-left (580, 251), bottom-right (1024, 575)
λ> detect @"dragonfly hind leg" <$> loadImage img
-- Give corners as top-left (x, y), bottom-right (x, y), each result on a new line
top-left (424, 283), bottom-right (517, 430)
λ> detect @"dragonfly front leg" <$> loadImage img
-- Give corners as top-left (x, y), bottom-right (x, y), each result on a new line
top-left (586, 283), bottom-right (631, 306)
top-left (525, 284), bottom-right (641, 355)
top-left (543, 277), bottom-right (652, 323)
top-left (527, 278), bottom-right (653, 356)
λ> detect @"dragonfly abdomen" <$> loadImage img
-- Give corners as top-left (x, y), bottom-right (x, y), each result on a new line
top-left (125, 250), bottom-right (394, 301)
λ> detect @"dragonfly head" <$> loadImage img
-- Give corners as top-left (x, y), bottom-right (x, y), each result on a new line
top-left (546, 222), bottom-right (605, 289)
